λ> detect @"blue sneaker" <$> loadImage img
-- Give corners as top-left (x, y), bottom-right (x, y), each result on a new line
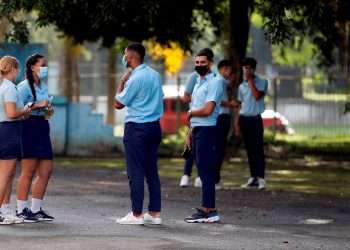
top-left (33, 209), bottom-right (54, 221)
top-left (16, 208), bottom-right (38, 223)
top-left (185, 208), bottom-right (220, 223)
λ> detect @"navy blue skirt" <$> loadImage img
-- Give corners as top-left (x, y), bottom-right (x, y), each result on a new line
top-left (22, 116), bottom-right (53, 159)
top-left (0, 121), bottom-right (22, 159)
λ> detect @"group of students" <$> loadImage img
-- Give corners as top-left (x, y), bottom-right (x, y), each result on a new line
top-left (0, 54), bottom-right (54, 225)
top-left (179, 49), bottom-right (267, 191)
top-left (114, 43), bottom-right (267, 225)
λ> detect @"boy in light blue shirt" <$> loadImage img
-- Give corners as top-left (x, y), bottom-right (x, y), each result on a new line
top-left (115, 43), bottom-right (163, 225)
top-left (184, 49), bottom-right (223, 223)
top-left (236, 57), bottom-right (268, 190)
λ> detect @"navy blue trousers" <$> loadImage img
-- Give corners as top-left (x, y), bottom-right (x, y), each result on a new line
top-left (215, 114), bottom-right (231, 183)
top-left (123, 121), bottom-right (162, 214)
top-left (192, 126), bottom-right (217, 208)
top-left (239, 115), bottom-right (265, 178)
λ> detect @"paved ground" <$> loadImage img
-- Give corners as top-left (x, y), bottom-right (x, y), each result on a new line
top-left (0, 161), bottom-right (349, 250)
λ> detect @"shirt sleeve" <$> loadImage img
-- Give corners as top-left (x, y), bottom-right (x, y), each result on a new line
top-left (4, 86), bottom-right (18, 103)
top-left (184, 72), bottom-right (198, 94)
top-left (115, 78), bottom-right (140, 106)
top-left (205, 79), bottom-right (224, 105)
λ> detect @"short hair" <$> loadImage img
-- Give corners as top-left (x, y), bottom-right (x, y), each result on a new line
top-left (217, 59), bottom-right (232, 70)
top-left (241, 57), bottom-right (257, 70)
top-left (126, 43), bottom-right (145, 62)
top-left (196, 48), bottom-right (214, 62)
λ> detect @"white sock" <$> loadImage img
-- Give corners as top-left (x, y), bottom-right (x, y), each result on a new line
top-left (17, 200), bottom-right (29, 213)
top-left (1, 203), bottom-right (11, 215)
top-left (31, 198), bottom-right (43, 213)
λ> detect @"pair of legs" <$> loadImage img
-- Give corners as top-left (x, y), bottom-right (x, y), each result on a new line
top-left (123, 121), bottom-right (162, 217)
top-left (16, 159), bottom-right (53, 211)
top-left (239, 115), bottom-right (265, 179)
top-left (192, 126), bottom-right (217, 212)
top-left (215, 114), bottom-right (231, 184)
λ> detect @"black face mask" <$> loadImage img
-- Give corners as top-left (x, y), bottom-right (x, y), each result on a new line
top-left (195, 65), bottom-right (209, 76)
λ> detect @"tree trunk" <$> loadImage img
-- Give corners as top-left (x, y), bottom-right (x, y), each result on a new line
top-left (106, 46), bottom-right (117, 125)
top-left (229, 0), bottom-right (254, 71)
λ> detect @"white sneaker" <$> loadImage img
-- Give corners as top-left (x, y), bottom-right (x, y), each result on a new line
top-left (179, 175), bottom-right (190, 187)
top-left (241, 177), bottom-right (257, 188)
top-left (144, 213), bottom-right (162, 225)
top-left (258, 178), bottom-right (266, 189)
top-left (215, 181), bottom-right (223, 190)
top-left (3, 214), bottom-right (24, 224)
top-left (194, 177), bottom-right (202, 188)
top-left (0, 215), bottom-right (15, 225)
top-left (116, 212), bottom-right (144, 225)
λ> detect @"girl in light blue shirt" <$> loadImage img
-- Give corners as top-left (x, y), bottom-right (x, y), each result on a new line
top-left (0, 56), bottom-right (32, 225)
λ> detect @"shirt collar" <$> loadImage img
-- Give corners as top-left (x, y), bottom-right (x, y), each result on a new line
top-left (2, 78), bottom-right (15, 87)
top-left (133, 63), bottom-right (146, 73)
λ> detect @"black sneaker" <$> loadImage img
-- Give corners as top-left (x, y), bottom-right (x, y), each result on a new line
top-left (184, 208), bottom-right (211, 223)
top-left (33, 208), bottom-right (54, 221)
top-left (16, 208), bottom-right (39, 223)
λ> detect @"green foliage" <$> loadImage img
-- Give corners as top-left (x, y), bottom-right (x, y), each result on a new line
top-left (0, 0), bottom-right (217, 49)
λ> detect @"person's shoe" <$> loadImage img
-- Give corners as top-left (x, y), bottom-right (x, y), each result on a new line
top-left (0, 215), bottom-right (15, 225)
top-left (207, 210), bottom-right (220, 223)
top-left (241, 177), bottom-right (258, 188)
top-left (144, 212), bottom-right (162, 225)
top-left (194, 177), bottom-right (202, 188)
top-left (33, 208), bottom-right (54, 221)
top-left (179, 175), bottom-right (190, 187)
top-left (16, 208), bottom-right (39, 223)
top-left (258, 178), bottom-right (266, 190)
top-left (215, 181), bottom-right (223, 190)
top-left (3, 214), bottom-right (24, 224)
top-left (116, 212), bottom-right (144, 225)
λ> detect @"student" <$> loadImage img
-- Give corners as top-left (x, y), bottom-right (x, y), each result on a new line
top-left (0, 56), bottom-right (31, 225)
top-left (184, 50), bottom-right (223, 223)
top-left (236, 57), bottom-right (268, 189)
top-left (214, 60), bottom-right (238, 190)
top-left (179, 48), bottom-right (216, 188)
top-left (16, 54), bottom-right (54, 222)
top-left (115, 43), bottom-right (164, 225)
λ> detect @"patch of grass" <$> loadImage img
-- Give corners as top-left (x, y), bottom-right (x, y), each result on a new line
top-left (55, 156), bottom-right (350, 198)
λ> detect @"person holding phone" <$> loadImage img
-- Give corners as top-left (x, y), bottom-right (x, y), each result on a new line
top-left (236, 57), bottom-right (268, 190)
top-left (0, 56), bottom-right (32, 225)
top-left (16, 54), bottom-right (54, 222)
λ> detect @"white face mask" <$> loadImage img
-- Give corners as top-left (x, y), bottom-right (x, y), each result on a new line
top-left (39, 67), bottom-right (48, 79)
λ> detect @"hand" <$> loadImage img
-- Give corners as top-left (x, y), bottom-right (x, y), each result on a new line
top-left (36, 100), bottom-right (49, 108)
top-left (185, 132), bottom-right (192, 150)
top-left (22, 105), bottom-right (32, 116)
top-left (47, 106), bottom-right (54, 117)
top-left (120, 69), bottom-right (132, 84)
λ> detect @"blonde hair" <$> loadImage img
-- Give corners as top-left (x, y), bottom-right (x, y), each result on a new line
top-left (0, 56), bottom-right (19, 76)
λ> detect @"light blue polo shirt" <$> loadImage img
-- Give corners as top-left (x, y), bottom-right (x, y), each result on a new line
top-left (184, 71), bottom-right (216, 95)
top-left (18, 79), bottom-right (50, 116)
top-left (219, 76), bottom-right (230, 115)
top-left (115, 64), bottom-right (164, 123)
top-left (0, 79), bottom-right (24, 122)
top-left (190, 74), bottom-right (224, 128)
top-left (237, 75), bottom-right (268, 116)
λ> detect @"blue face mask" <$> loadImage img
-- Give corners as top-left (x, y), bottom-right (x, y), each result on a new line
top-left (122, 55), bottom-right (128, 68)
top-left (39, 67), bottom-right (48, 79)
